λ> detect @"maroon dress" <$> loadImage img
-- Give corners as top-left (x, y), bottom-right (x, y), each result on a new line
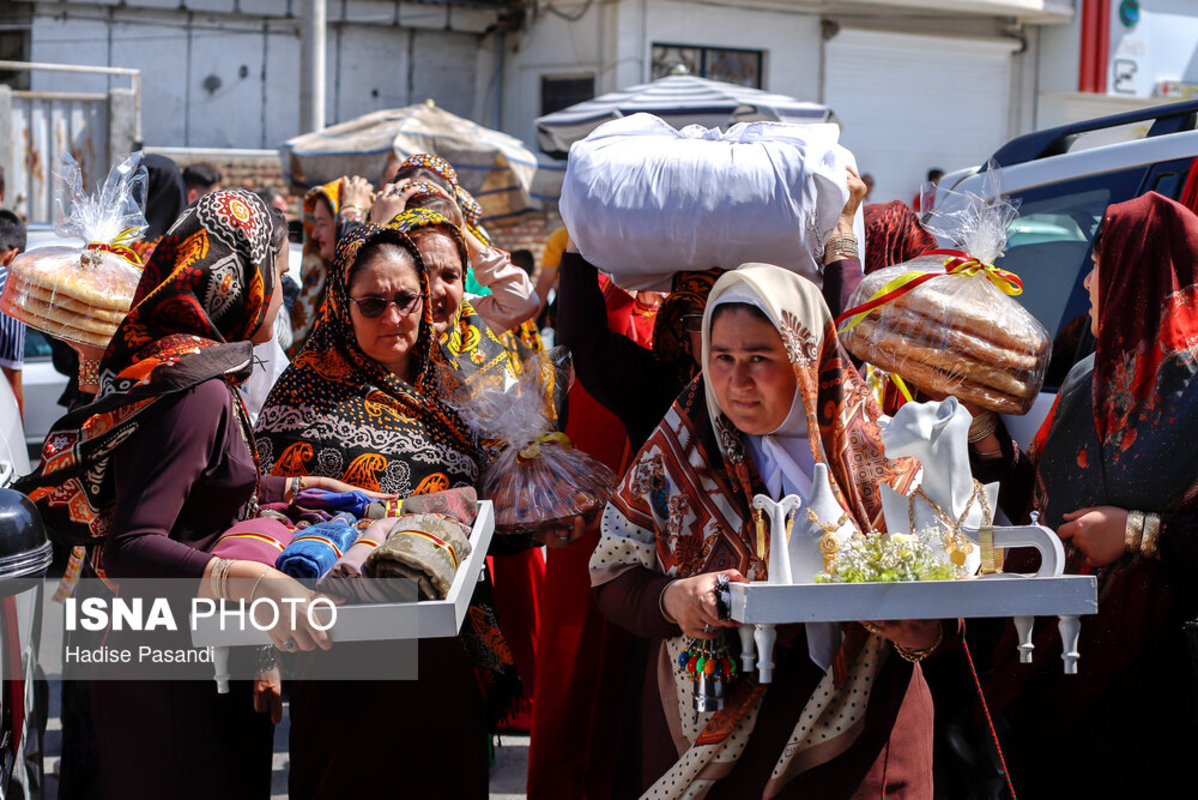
top-left (90, 379), bottom-right (287, 800)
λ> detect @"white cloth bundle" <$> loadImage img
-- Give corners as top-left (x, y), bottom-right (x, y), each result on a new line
top-left (559, 114), bottom-right (864, 291)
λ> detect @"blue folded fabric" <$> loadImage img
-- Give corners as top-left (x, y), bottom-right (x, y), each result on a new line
top-left (275, 519), bottom-right (361, 582)
top-left (295, 488), bottom-right (373, 518)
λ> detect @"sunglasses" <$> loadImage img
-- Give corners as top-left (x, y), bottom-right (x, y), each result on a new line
top-left (348, 292), bottom-right (422, 319)
top-left (681, 313), bottom-right (705, 333)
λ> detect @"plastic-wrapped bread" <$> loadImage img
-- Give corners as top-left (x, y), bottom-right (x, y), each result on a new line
top-left (0, 151), bottom-right (147, 348)
top-left (0, 246), bottom-right (140, 346)
top-left (447, 348), bottom-right (616, 537)
top-left (839, 255), bottom-right (1051, 414)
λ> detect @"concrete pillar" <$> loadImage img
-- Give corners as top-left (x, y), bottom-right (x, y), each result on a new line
top-left (107, 88), bottom-right (137, 163)
top-left (300, 0), bottom-right (327, 134)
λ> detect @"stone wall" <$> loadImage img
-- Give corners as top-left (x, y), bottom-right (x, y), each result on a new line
top-left (487, 210), bottom-right (563, 267)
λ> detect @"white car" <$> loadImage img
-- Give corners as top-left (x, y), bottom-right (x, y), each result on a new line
top-left (930, 98), bottom-right (1198, 447)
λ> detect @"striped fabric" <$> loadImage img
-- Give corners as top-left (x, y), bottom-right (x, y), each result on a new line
top-left (0, 267), bottom-right (26, 370)
top-left (535, 74), bottom-right (833, 157)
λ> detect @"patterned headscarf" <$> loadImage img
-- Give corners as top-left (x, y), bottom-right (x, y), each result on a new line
top-left (20, 190), bottom-right (281, 544)
top-left (290, 180), bottom-right (341, 350)
top-left (395, 153), bottom-right (492, 245)
top-left (592, 264), bottom-right (919, 799)
top-left (256, 222), bottom-right (481, 496)
top-left (862, 200), bottom-right (938, 275)
top-left (652, 267), bottom-right (725, 385)
top-left (395, 153), bottom-right (458, 189)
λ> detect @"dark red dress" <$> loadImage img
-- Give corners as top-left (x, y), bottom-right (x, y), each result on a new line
top-left (90, 379), bottom-right (287, 800)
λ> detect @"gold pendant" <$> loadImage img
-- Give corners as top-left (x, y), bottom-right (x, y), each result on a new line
top-left (819, 532), bottom-right (840, 571)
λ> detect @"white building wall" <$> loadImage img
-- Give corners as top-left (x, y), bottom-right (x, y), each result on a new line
top-left (24, 1), bottom-right (492, 150)
top-left (497, 0), bottom-right (823, 147)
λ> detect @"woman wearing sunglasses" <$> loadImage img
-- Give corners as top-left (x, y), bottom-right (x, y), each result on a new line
top-left (255, 219), bottom-right (526, 798)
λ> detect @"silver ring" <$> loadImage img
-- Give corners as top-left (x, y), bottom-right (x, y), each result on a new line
top-left (703, 623), bottom-right (714, 634)
top-left (281, 638), bottom-right (297, 651)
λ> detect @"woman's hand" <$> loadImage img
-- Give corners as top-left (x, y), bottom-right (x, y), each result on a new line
top-left (531, 513), bottom-right (595, 550)
top-left (249, 569), bottom-right (335, 653)
top-left (662, 570), bottom-right (749, 639)
top-left (339, 175), bottom-right (373, 219)
top-left (862, 619), bottom-right (942, 652)
top-left (840, 164), bottom-right (868, 223)
top-left (1059, 506), bottom-right (1129, 566)
top-left (253, 666), bottom-right (283, 724)
top-left (302, 475), bottom-right (396, 501)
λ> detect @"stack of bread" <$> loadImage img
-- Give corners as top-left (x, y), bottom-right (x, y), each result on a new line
top-left (0, 245), bottom-right (140, 348)
top-left (839, 255), bottom-right (1051, 414)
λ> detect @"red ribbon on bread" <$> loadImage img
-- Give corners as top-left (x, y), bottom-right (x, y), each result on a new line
top-left (835, 249), bottom-right (1023, 333)
top-left (82, 227), bottom-right (145, 269)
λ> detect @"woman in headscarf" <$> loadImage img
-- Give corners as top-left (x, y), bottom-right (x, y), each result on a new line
top-left (18, 190), bottom-right (369, 799)
top-left (591, 264), bottom-right (944, 798)
top-left (378, 193), bottom-right (539, 338)
top-left (255, 221), bottom-right (523, 799)
top-left (289, 175), bottom-right (374, 351)
top-left (968, 192), bottom-right (1198, 798)
top-left (371, 161), bottom-right (540, 336)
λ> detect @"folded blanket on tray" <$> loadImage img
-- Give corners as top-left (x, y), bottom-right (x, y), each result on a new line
top-left (275, 519), bottom-right (361, 582)
top-left (365, 487), bottom-right (479, 527)
top-left (364, 514), bottom-right (473, 600)
top-left (210, 518), bottom-right (295, 565)
top-left (295, 488), bottom-right (374, 518)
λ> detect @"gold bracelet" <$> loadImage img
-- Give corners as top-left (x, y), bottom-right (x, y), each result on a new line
top-left (859, 621), bottom-right (886, 636)
top-left (1140, 512), bottom-right (1162, 559)
top-left (894, 623), bottom-right (944, 663)
top-left (1124, 510), bottom-right (1145, 555)
top-left (967, 411), bottom-right (999, 443)
top-left (973, 448), bottom-right (1003, 458)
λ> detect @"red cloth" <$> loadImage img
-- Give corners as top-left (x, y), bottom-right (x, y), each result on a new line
top-left (489, 548), bottom-right (545, 731)
top-left (863, 200), bottom-right (938, 275)
top-left (527, 383), bottom-right (636, 799)
top-left (527, 265), bottom-right (651, 798)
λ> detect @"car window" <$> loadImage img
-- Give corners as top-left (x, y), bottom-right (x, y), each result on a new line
top-left (23, 329), bottom-right (55, 361)
top-left (997, 167), bottom-right (1145, 390)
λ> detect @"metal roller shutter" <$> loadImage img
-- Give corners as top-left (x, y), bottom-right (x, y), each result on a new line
top-left (824, 29), bottom-right (1019, 205)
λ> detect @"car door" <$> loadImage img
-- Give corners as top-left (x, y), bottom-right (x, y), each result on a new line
top-left (991, 166), bottom-right (1147, 446)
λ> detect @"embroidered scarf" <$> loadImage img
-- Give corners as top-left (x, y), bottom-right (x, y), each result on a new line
top-left (862, 200), bottom-right (937, 275)
top-left (19, 189), bottom-right (279, 545)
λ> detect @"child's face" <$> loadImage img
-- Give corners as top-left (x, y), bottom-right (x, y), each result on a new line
top-left (0, 248), bottom-right (18, 268)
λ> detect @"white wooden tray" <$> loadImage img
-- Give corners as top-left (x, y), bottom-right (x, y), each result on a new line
top-left (728, 574), bottom-right (1098, 681)
top-left (191, 500), bottom-right (495, 648)
top-left (729, 574), bottom-right (1097, 624)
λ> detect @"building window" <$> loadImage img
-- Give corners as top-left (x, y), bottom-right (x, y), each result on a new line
top-left (541, 75), bottom-right (595, 116)
top-left (651, 44), bottom-right (763, 88)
